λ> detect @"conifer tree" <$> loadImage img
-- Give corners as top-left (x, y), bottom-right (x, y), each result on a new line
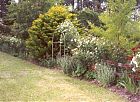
top-left (26, 6), bottom-right (76, 59)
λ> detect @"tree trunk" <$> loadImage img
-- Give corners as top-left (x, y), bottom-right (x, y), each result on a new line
top-left (77, 0), bottom-right (80, 10)
top-left (72, 0), bottom-right (74, 10)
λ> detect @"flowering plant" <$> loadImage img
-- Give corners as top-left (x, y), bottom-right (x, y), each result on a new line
top-left (131, 45), bottom-right (140, 72)
top-left (57, 19), bottom-right (79, 50)
top-left (134, 50), bottom-right (140, 68)
top-left (0, 36), bottom-right (22, 46)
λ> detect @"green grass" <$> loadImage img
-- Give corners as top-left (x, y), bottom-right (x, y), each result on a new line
top-left (0, 52), bottom-right (128, 102)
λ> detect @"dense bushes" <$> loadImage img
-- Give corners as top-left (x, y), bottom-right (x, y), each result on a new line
top-left (54, 33), bottom-right (140, 93)
top-left (26, 6), bottom-right (76, 59)
top-left (0, 35), bottom-right (27, 58)
top-left (6, 0), bottom-right (56, 40)
top-left (77, 8), bottom-right (102, 27)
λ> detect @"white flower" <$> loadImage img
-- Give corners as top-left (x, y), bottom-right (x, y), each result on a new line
top-left (71, 39), bottom-right (73, 42)
top-left (132, 67), bottom-right (136, 72)
top-left (89, 52), bottom-right (93, 54)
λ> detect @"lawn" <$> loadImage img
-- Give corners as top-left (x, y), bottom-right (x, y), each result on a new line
top-left (0, 52), bottom-right (127, 102)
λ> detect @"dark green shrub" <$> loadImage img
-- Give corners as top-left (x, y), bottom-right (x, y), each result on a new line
top-left (0, 35), bottom-right (27, 58)
top-left (85, 71), bottom-right (96, 80)
top-left (39, 58), bottom-right (57, 68)
top-left (6, 0), bottom-right (56, 40)
top-left (77, 8), bottom-right (102, 27)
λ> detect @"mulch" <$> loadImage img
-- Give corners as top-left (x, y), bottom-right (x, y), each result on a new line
top-left (108, 86), bottom-right (140, 102)
top-left (90, 80), bottom-right (140, 102)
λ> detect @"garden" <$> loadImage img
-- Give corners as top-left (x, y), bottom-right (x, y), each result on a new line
top-left (0, 0), bottom-right (140, 101)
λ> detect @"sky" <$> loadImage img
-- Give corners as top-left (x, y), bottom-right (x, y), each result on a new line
top-left (14, 0), bottom-right (19, 3)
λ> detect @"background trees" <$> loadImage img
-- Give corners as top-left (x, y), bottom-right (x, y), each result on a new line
top-left (0, 0), bottom-right (10, 19)
top-left (5, 0), bottom-right (56, 40)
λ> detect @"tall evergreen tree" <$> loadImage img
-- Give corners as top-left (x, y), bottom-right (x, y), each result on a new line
top-left (5, 0), bottom-right (56, 39)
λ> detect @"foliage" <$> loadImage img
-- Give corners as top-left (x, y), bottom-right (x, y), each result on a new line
top-left (71, 50), bottom-right (96, 78)
top-left (26, 5), bottom-right (76, 59)
top-left (77, 8), bottom-right (102, 27)
top-left (95, 62), bottom-right (116, 86)
top-left (135, 50), bottom-right (140, 67)
top-left (88, 23), bottom-right (105, 37)
top-left (73, 52), bottom-right (95, 70)
top-left (57, 51), bottom-right (96, 77)
top-left (118, 72), bottom-right (138, 93)
top-left (73, 63), bottom-right (86, 77)
top-left (39, 58), bottom-right (57, 68)
top-left (85, 71), bottom-right (96, 80)
top-left (6, 0), bottom-right (56, 40)
top-left (57, 19), bottom-right (79, 55)
top-left (0, 35), bottom-right (27, 57)
top-left (69, 35), bottom-right (98, 77)
top-left (0, 23), bottom-right (11, 35)
top-left (73, 35), bottom-right (129, 63)
top-left (109, 0), bottom-right (140, 42)
top-left (96, 39), bottom-right (130, 63)
top-left (1, 0), bottom-right (140, 95)
top-left (100, 0), bottom-right (136, 40)
top-left (57, 52), bottom-right (96, 78)
top-left (89, 0), bottom-right (140, 50)
top-left (57, 56), bottom-right (77, 76)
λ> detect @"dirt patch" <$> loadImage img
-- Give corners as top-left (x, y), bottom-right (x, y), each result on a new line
top-left (90, 80), bottom-right (140, 102)
top-left (108, 86), bottom-right (140, 102)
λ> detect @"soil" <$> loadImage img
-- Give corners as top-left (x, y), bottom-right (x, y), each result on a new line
top-left (90, 80), bottom-right (140, 102)
top-left (108, 86), bottom-right (140, 102)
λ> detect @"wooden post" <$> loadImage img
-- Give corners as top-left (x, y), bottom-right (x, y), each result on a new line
top-left (52, 36), bottom-right (54, 60)
top-left (60, 41), bottom-right (62, 57)
top-left (72, 0), bottom-right (75, 10)
top-left (64, 33), bottom-right (66, 58)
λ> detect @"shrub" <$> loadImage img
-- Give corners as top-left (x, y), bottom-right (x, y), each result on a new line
top-left (26, 5), bottom-right (76, 59)
top-left (39, 58), bottom-right (57, 68)
top-left (57, 56), bottom-right (77, 76)
top-left (6, 0), bottom-right (56, 40)
top-left (95, 62), bottom-right (116, 86)
top-left (57, 19), bottom-right (79, 56)
top-left (73, 62), bottom-right (86, 77)
top-left (0, 35), bottom-right (27, 58)
top-left (85, 71), bottom-right (96, 80)
top-left (77, 8), bottom-right (102, 27)
top-left (95, 39), bottom-right (130, 63)
top-left (118, 71), bottom-right (138, 93)
top-left (57, 54), bottom-right (95, 78)
top-left (70, 51), bottom-right (97, 78)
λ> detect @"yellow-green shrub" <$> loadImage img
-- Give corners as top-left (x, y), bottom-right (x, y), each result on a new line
top-left (26, 5), bottom-right (76, 59)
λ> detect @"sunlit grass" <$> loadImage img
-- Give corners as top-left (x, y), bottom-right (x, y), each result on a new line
top-left (0, 52), bottom-right (127, 102)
